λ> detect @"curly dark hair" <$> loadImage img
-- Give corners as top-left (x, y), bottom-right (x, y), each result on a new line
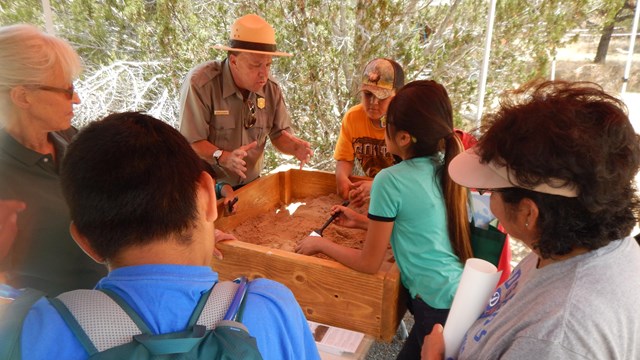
top-left (477, 80), bottom-right (640, 258)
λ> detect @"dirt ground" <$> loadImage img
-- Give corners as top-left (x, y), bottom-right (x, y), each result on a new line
top-left (553, 36), bottom-right (640, 94)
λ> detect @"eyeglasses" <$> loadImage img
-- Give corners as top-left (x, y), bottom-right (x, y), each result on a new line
top-left (476, 188), bottom-right (505, 195)
top-left (244, 100), bottom-right (257, 129)
top-left (29, 85), bottom-right (76, 100)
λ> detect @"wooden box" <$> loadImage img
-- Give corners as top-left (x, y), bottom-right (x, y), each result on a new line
top-left (213, 169), bottom-right (407, 342)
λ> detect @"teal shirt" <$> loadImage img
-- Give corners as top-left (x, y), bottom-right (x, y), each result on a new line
top-left (369, 157), bottom-right (463, 309)
top-left (0, 129), bottom-right (106, 296)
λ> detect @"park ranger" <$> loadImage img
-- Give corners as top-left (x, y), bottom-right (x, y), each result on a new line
top-left (179, 13), bottom-right (313, 188)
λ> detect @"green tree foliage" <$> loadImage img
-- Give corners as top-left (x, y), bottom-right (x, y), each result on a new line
top-left (0, 0), bottom-right (42, 25)
top-left (0, 0), bottom-right (613, 173)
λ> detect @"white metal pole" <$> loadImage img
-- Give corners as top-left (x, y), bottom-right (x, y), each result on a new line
top-left (621, 0), bottom-right (640, 95)
top-left (476, 0), bottom-right (498, 127)
top-left (41, 0), bottom-right (55, 34)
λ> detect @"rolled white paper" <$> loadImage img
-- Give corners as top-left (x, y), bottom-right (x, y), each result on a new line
top-left (443, 258), bottom-right (502, 359)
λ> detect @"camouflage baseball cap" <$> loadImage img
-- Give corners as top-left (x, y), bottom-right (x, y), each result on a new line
top-left (360, 58), bottom-right (404, 100)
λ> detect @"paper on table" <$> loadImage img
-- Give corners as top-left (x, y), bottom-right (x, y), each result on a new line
top-left (308, 320), bottom-right (364, 355)
top-left (443, 258), bottom-right (502, 359)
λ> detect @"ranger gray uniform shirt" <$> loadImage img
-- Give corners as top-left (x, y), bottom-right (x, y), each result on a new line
top-left (178, 58), bottom-right (292, 186)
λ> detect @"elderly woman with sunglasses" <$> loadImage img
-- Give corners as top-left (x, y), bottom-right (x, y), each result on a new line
top-left (0, 24), bottom-right (106, 295)
top-left (422, 80), bottom-right (640, 360)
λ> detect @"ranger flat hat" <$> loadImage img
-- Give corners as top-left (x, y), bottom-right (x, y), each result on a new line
top-left (213, 14), bottom-right (292, 57)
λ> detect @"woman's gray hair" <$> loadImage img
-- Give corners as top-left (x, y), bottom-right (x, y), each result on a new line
top-left (0, 24), bottom-right (82, 111)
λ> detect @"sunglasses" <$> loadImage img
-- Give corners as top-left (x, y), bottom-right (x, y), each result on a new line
top-left (30, 85), bottom-right (76, 100)
top-left (244, 100), bottom-right (257, 129)
top-left (476, 188), bottom-right (506, 195)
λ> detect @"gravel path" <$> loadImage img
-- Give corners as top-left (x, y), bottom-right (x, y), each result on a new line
top-left (366, 312), bottom-right (413, 359)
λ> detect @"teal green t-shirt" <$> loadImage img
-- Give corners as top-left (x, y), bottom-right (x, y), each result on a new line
top-left (368, 157), bottom-right (463, 309)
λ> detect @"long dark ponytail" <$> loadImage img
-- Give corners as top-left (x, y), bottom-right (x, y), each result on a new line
top-left (386, 80), bottom-right (473, 263)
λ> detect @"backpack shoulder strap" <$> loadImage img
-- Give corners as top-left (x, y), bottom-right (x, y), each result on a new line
top-left (0, 286), bottom-right (46, 360)
top-left (50, 289), bottom-right (146, 354)
top-left (208, 277), bottom-right (252, 334)
top-left (192, 280), bottom-right (241, 329)
top-left (51, 280), bottom-right (245, 354)
top-left (224, 276), bottom-right (249, 322)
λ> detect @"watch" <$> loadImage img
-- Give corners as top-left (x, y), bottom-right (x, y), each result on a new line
top-left (213, 149), bottom-right (224, 166)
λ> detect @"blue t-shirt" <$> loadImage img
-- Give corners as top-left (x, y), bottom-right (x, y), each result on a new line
top-left (369, 157), bottom-right (463, 309)
top-left (21, 264), bottom-right (320, 360)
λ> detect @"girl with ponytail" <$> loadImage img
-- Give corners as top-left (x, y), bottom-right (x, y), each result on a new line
top-left (296, 80), bottom-right (472, 359)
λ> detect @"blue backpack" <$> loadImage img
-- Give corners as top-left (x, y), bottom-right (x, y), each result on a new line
top-left (1, 277), bottom-right (263, 359)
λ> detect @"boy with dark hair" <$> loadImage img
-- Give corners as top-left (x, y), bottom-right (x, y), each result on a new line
top-left (17, 112), bottom-right (320, 359)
